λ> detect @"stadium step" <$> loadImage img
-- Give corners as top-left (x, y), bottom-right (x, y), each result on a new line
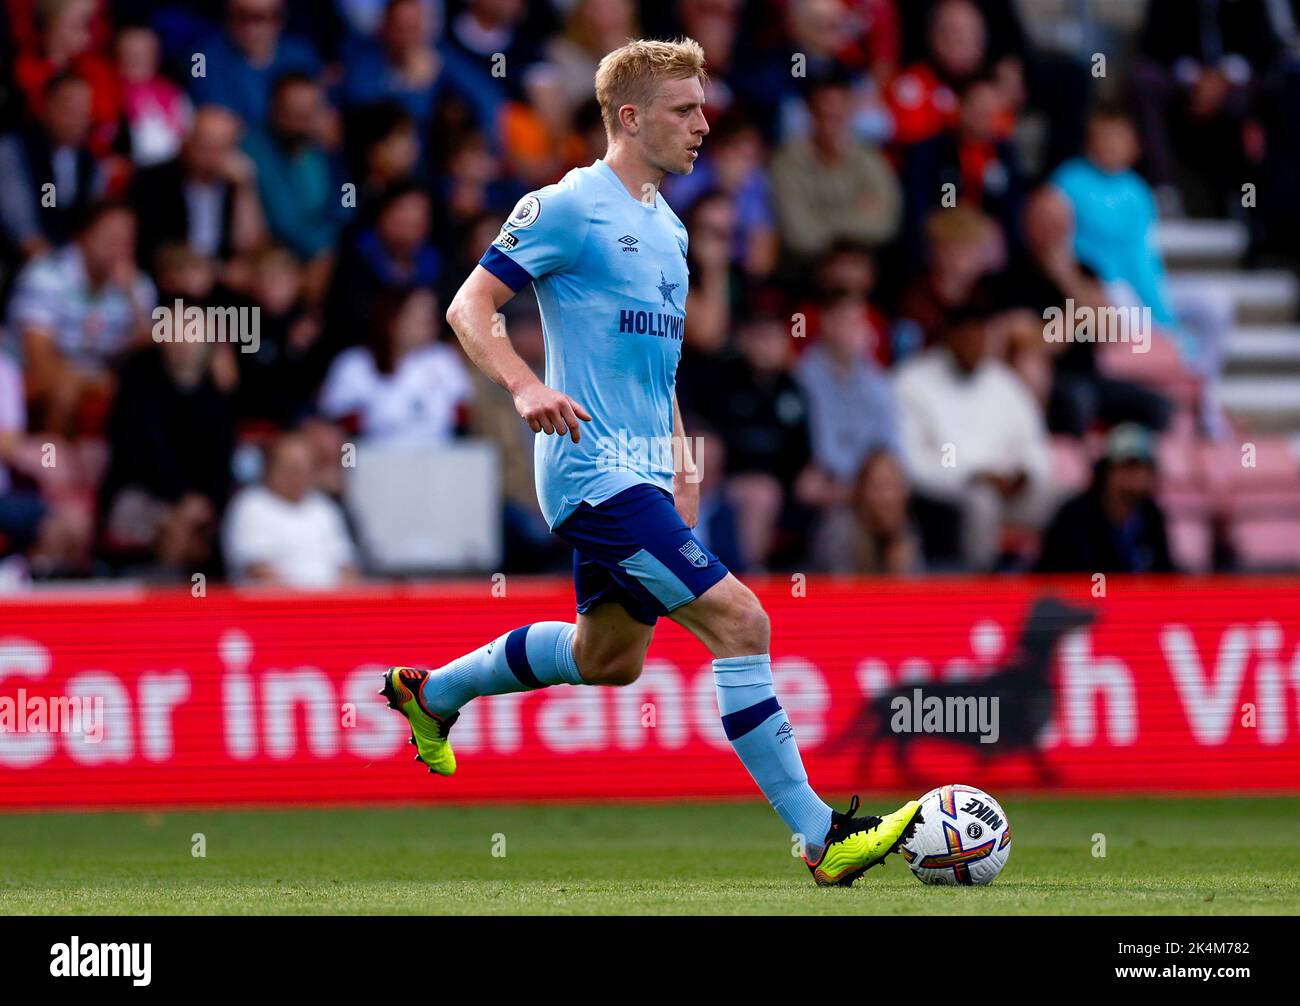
top-left (1223, 326), bottom-right (1300, 374)
top-left (1156, 219), bottom-right (1249, 268)
top-left (1163, 269), bottom-right (1299, 323)
top-left (1219, 375), bottom-right (1300, 432)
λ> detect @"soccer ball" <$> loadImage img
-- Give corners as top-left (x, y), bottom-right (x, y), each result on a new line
top-left (901, 784), bottom-right (1011, 886)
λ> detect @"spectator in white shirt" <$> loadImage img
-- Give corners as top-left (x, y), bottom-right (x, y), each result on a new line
top-left (6, 201), bottom-right (155, 435)
top-left (318, 286), bottom-right (472, 445)
top-left (893, 303), bottom-right (1054, 570)
top-left (223, 433), bottom-right (359, 588)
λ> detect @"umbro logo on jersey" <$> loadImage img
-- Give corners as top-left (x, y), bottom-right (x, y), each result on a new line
top-left (618, 234), bottom-right (639, 252)
top-left (678, 540), bottom-right (708, 568)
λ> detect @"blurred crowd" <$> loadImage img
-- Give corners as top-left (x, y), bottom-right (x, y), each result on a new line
top-left (2, 0), bottom-right (1299, 588)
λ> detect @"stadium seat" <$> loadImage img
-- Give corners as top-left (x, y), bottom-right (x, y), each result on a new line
top-left (1231, 517), bottom-right (1300, 569)
top-left (1166, 514), bottom-right (1212, 571)
top-left (1049, 436), bottom-right (1092, 495)
top-left (1157, 432), bottom-right (1200, 491)
top-left (1097, 332), bottom-right (1199, 409)
top-left (342, 440), bottom-right (501, 574)
top-left (1158, 487), bottom-right (1213, 520)
top-left (1201, 436), bottom-right (1300, 493)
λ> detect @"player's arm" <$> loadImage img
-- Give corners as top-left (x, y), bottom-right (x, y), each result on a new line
top-left (445, 265), bottom-right (591, 443)
top-left (671, 391), bottom-right (700, 528)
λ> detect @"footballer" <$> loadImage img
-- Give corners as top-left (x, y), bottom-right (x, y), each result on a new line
top-left (381, 37), bottom-right (921, 886)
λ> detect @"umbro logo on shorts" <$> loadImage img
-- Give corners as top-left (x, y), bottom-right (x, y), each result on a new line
top-left (678, 540), bottom-right (708, 568)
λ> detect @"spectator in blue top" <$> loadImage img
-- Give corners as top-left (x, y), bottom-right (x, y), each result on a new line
top-left (189, 0), bottom-right (322, 127)
top-left (795, 290), bottom-right (901, 494)
top-left (1051, 107), bottom-right (1231, 436)
top-left (1050, 107), bottom-right (1176, 327)
top-left (442, 0), bottom-right (546, 104)
top-left (337, 0), bottom-right (500, 133)
top-left (325, 181), bottom-right (440, 353)
top-left (244, 73), bottom-right (341, 268)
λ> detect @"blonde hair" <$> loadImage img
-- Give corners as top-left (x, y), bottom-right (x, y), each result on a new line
top-left (925, 206), bottom-right (994, 247)
top-left (594, 37), bottom-right (707, 136)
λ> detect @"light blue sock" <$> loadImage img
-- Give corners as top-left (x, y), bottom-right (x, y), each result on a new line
top-left (420, 621), bottom-right (585, 717)
top-left (714, 653), bottom-right (834, 856)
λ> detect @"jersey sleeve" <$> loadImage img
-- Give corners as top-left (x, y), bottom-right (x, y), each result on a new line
top-left (478, 183), bottom-right (591, 292)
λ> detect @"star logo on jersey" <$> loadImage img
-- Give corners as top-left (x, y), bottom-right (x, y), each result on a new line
top-left (657, 270), bottom-right (680, 311)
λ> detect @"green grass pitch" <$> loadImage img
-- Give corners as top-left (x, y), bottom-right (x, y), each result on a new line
top-left (1, 796), bottom-right (1297, 915)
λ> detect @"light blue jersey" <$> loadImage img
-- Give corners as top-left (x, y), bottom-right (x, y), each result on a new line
top-left (479, 158), bottom-right (690, 531)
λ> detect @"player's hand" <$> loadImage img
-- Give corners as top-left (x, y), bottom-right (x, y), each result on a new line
top-left (673, 473), bottom-right (700, 528)
top-left (513, 380), bottom-right (592, 443)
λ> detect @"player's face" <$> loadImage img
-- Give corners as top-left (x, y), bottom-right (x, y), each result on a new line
top-left (641, 76), bottom-right (709, 176)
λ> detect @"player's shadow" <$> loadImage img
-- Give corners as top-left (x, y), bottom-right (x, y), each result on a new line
top-left (823, 596), bottom-right (1096, 788)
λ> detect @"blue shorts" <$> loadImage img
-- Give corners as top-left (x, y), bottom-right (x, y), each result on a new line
top-left (554, 483), bottom-right (729, 626)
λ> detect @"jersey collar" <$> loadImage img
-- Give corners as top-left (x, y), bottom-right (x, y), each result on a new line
top-left (593, 158), bottom-right (659, 210)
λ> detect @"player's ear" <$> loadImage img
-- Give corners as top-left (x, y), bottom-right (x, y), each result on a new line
top-left (618, 102), bottom-right (639, 135)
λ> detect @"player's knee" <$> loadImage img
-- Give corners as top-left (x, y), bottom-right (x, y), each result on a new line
top-left (607, 652), bottom-right (645, 686)
top-left (589, 650), bottom-right (645, 686)
top-left (573, 639), bottom-right (644, 686)
top-left (723, 598), bottom-right (770, 654)
top-left (741, 604), bottom-right (771, 653)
